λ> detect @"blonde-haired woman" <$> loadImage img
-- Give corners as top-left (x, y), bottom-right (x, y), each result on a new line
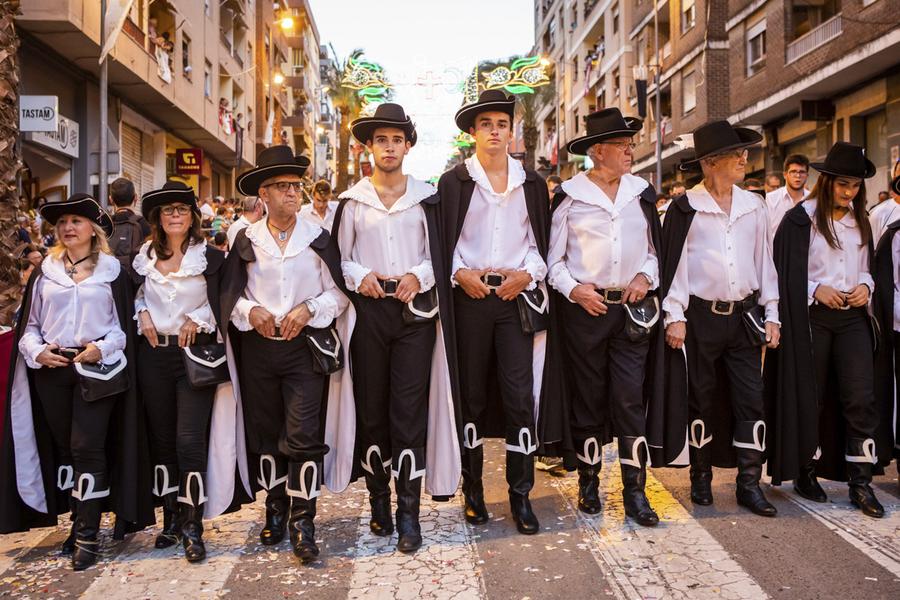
top-left (0, 194), bottom-right (153, 571)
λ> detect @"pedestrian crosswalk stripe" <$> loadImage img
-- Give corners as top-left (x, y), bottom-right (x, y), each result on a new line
top-left (778, 480), bottom-right (900, 578)
top-left (553, 446), bottom-right (769, 600)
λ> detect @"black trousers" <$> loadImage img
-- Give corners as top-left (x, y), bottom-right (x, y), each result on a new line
top-left (453, 288), bottom-right (534, 438)
top-left (137, 339), bottom-right (215, 472)
top-left (32, 365), bottom-right (117, 474)
top-left (684, 302), bottom-right (765, 428)
top-left (239, 330), bottom-right (328, 461)
top-left (810, 306), bottom-right (878, 442)
top-left (561, 301), bottom-right (648, 441)
top-left (350, 296), bottom-right (434, 457)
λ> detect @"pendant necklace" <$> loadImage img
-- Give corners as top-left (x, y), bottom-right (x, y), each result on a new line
top-left (269, 221), bottom-right (292, 243)
top-left (64, 253), bottom-right (91, 277)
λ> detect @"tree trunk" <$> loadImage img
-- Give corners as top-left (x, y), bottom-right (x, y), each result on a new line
top-left (0, 1), bottom-right (22, 327)
top-left (335, 106), bottom-right (351, 193)
top-left (523, 125), bottom-right (538, 172)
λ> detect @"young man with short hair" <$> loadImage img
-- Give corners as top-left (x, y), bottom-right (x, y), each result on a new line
top-left (765, 154), bottom-right (810, 236)
top-left (300, 179), bottom-right (338, 230)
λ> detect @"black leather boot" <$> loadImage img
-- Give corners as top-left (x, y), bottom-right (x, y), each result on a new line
top-left (394, 448), bottom-right (424, 553)
top-left (287, 460), bottom-right (321, 564)
top-left (575, 437), bottom-right (602, 514)
top-left (258, 455), bottom-right (289, 545)
top-left (71, 472), bottom-right (108, 571)
top-left (506, 428), bottom-right (539, 535)
top-left (733, 422), bottom-right (776, 517)
top-left (846, 439), bottom-right (884, 519)
top-left (362, 446), bottom-right (393, 536)
top-left (178, 472), bottom-right (207, 562)
top-left (61, 492), bottom-right (77, 555)
top-left (794, 462), bottom-right (827, 503)
top-left (619, 437), bottom-right (659, 527)
top-left (689, 445), bottom-right (713, 505)
top-left (153, 463), bottom-right (181, 548)
top-left (461, 425), bottom-right (489, 525)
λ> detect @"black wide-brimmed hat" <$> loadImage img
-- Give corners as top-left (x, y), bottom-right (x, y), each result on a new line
top-left (351, 103), bottom-right (417, 146)
top-left (141, 181), bottom-right (200, 217)
top-left (810, 142), bottom-right (876, 179)
top-left (40, 193), bottom-right (114, 237)
top-left (678, 120), bottom-right (762, 171)
top-left (891, 174), bottom-right (900, 196)
top-left (566, 108), bottom-right (643, 156)
top-left (454, 89), bottom-right (516, 132)
top-left (235, 145), bottom-right (311, 196)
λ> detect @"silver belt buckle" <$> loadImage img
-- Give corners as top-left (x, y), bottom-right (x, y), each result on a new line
top-left (710, 300), bottom-right (735, 316)
top-left (481, 271), bottom-right (506, 290)
top-left (382, 278), bottom-right (399, 297)
top-left (602, 288), bottom-right (625, 304)
top-left (156, 335), bottom-right (170, 347)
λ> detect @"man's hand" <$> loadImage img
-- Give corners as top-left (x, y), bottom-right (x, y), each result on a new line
top-left (496, 270), bottom-right (533, 301)
top-left (570, 284), bottom-right (607, 316)
top-left (845, 284), bottom-right (869, 308)
top-left (395, 273), bottom-right (421, 303)
top-left (455, 268), bottom-right (490, 299)
top-left (178, 318), bottom-right (199, 348)
top-left (36, 343), bottom-right (70, 368)
top-left (666, 322), bottom-right (687, 349)
top-left (281, 304), bottom-right (312, 341)
top-left (249, 306), bottom-right (276, 338)
top-left (358, 272), bottom-right (386, 299)
top-left (623, 273), bottom-right (651, 305)
top-left (73, 342), bottom-right (102, 364)
top-left (814, 284), bottom-right (846, 309)
top-left (138, 311), bottom-right (159, 348)
top-left (765, 322), bottom-right (781, 349)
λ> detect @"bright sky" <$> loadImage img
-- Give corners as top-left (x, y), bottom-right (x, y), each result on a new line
top-left (308, 0), bottom-right (535, 180)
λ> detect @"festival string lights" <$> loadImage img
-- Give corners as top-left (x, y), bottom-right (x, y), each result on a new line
top-left (341, 54), bottom-right (392, 115)
top-left (462, 55), bottom-right (551, 105)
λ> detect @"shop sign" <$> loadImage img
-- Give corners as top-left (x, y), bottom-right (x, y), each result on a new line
top-left (26, 114), bottom-right (79, 158)
top-left (176, 148), bottom-right (203, 175)
top-left (20, 95), bottom-right (58, 132)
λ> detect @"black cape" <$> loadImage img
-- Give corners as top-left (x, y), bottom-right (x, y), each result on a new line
top-left (0, 260), bottom-right (155, 536)
top-left (219, 226), bottom-right (344, 494)
top-left (433, 162), bottom-right (567, 455)
top-left (872, 219), bottom-right (900, 465)
top-left (765, 203), bottom-right (888, 483)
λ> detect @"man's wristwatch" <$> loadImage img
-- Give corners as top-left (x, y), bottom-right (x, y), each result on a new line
top-left (303, 299), bottom-right (317, 316)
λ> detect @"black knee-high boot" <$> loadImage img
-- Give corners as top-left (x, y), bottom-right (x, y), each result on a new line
top-left (178, 472), bottom-right (207, 562)
top-left (794, 454), bottom-right (827, 503)
top-left (258, 455), bottom-right (289, 545)
top-left (461, 424), bottom-right (488, 524)
top-left (362, 445), bottom-right (393, 536)
top-left (506, 427), bottom-right (539, 535)
top-left (689, 445), bottom-right (713, 505)
top-left (153, 464), bottom-right (181, 548)
top-left (574, 437), bottom-right (602, 515)
top-left (287, 460), bottom-right (321, 564)
top-left (733, 421), bottom-right (776, 517)
top-left (393, 448), bottom-right (424, 553)
top-left (59, 465), bottom-right (77, 555)
top-left (619, 437), bottom-right (659, 527)
top-left (71, 472), bottom-right (109, 571)
top-left (846, 438), bottom-right (884, 518)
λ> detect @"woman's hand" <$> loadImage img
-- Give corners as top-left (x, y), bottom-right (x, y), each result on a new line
top-left (73, 343), bottom-right (102, 364)
top-left (178, 319), bottom-right (199, 348)
top-left (139, 311), bottom-right (159, 348)
top-left (36, 344), bottom-right (70, 368)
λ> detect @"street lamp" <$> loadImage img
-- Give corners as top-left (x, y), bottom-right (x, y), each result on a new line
top-left (273, 71), bottom-right (285, 85)
top-left (278, 16), bottom-right (294, 31)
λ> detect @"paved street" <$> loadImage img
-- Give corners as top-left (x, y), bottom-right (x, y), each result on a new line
top-left (0, 441), bottom-right (897, 600)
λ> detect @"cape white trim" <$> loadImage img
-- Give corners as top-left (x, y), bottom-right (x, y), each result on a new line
top-left (391, 449), bottom-right (426, 481)
top-left (183, 346), bottom-right (227, 369)
top-left (73, 356), bottom-right (127, 380)
top-left (576, 437), bottom-right (602, 466)
top-left (689, 418), bottom-right (713, 449)
top-left (177, 471), bottom-right (209, 506)
top-left (619, 436), bottom-right (650, 468)
top-left (732, 420), bottom-right (766, 452)
top-left (287, 461), bottom-right (321, 500)
top-left (152, 464), bottom-right (179, 497)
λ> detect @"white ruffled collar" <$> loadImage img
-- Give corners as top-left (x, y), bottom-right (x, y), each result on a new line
top-left (133, 239), bottom-right (208, 283)
top-left (42, 252), bottom-right (121, 288)
top-left (561, 172), bottom-right (649, 213)
top-left (340, 176), bottom-right (435, 213)
top-left (688, 183), bottom-right (759, 223)
top-left (245, 214), bottom-right (321, 258)
top-left (465, 154), bottom-right (526, 197)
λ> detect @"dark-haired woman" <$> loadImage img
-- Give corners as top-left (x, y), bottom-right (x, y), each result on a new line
top-left (0, 194), bottom-right (153, 570)
top-left (134, 182), bottom-right (232, 562)
top-left (769, 142), bottom-right (888, 518)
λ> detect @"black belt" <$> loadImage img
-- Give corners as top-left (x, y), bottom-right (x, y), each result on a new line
top-left (690, 292), bottom-right (758, 316)
top-left (153, 332), bottom-right (216, 347)
top-left (594, 288), bottom-right (657, 305)
top-left (480, 272), bottom-right (506, 290)
top-left (378, 278), bottom-right (400, 297)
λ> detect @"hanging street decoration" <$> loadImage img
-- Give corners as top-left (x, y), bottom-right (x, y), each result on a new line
top-left (341, 53), bottom-right (392, 115)
top-left (462, 55), bottom-right (551, 104)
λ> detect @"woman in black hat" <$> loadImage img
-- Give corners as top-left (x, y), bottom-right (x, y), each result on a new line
top-left (133, 181), bottom-right (238, 562)
top-left (0, 194), bottom-right (154, 570)
top-left (768, 141), bottom-right (888, 518)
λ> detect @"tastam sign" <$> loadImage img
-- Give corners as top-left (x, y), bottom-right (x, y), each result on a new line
top-left (20, 95), bottom-right (59, 132)
top-left (175, 148), bottom-right (203, 175)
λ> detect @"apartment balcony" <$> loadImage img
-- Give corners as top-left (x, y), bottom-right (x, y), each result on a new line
top-left (786, 14), bottom-right (842, 65)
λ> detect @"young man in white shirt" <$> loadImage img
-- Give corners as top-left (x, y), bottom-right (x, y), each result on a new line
top-left (662, 120), bottom-right (781, 517)
top-left (548, 108), bottom-right (665, 527)
top-left (222, 146), bottom-right (350, 564)
top-left (765, 154), bottom-right (810, 237)
top-left (227, 196), bottom-right (264, 250)
top-left (435, 90), bottom-right (556, 536)
top-left (299, 180), bottom-right (338, 230)
top-left (332, 103), bottom-right (457, 553)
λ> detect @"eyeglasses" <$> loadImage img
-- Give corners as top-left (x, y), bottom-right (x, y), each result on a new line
top-left (714, 149), bottom-right (749, 160)
top-left (160, 205), bottom-right (192, 216)
top-left (786, 169), bottom-right (808, 176)
top-left (263, 181), bottom-right (304, 193)
top-left (599, 142), bottom-right (637, 151)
